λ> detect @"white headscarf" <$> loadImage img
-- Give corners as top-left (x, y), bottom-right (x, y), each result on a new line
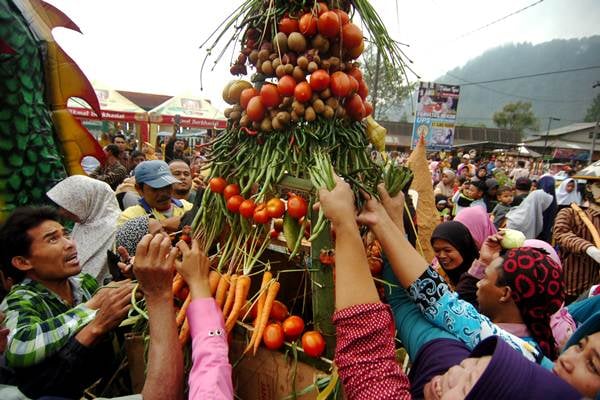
top-left (556, 178), bottom-right (581, 206)
top-left (506, 190), bottom-right (553, 239)
top-left (47, 175), bottom-right (120, 282)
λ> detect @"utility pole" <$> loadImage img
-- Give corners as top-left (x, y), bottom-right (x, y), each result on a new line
top-left (589, 81), bottom-right (600, 163)
top-left (542, 116), bottom-right (560, 164)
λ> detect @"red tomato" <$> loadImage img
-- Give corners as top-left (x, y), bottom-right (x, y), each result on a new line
top-left (301, 331), bottom-right (326, 357)
top-left (277, 75), bottom-right (296, 97)
top-left (348, 67), bottom-right (363, 82)
top-left (209, 177), bottom-right (227, 193)
top-left (333, 9), bottom-right (350, 25)
top-left (223, 183), bottom-right (241, 200)
top-left (226, 195), bottom-right (244, 213)
top-left (278, 17), bottom-right (299, 35)
top-left (357, 79), bottom-right (369, 100)
top-left (266, 198), bottom-right (285, 218)
top-left (364, 101), bottom-right (373, 116)
top-left (330, 71), bottom-right (350, 97)
top-left (309, 69), bottom-right (330, 91)
top-left (238, 199), bottom-right (256, 219)
top-left (263, 323), bottom-right (285, 350)
top-left (314, 2), bottom-right (328, 15)
top-left (246, 96), bottom-right (265, 122)
top-left (260, 84), bottom-right (281, 108)
top-left (294, 81), bottom-right (313, 103)
top-left (240, 87), bottom-right (259, 110)
top-left (345, 93), bottom-right (366, 121)
top-left (269, 228), bottom-right (280, 239)
top-left (347, 39), bottom-right (364, 59)
top-left (347, 75), bottom-right (359, 94)
top-left (341, 23), bottom-right (363, 49)
top-left (287, 195), bottom-right (307, 219)
top-left (253, 204), bottom-right (271, 224)
top-left (299, 13), bottom-right (318, 36)
top-left (270, 300), bottom-right (289, 321)
top-left (282, 316), bottom-right (305, 340)
top-left (317, 11), bottom-right (341, 38)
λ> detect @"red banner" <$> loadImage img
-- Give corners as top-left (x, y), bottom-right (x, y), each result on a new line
top-left (68, 107), bottom-right (147, 122)
top-left (150, 114), bottom-right (226, 129)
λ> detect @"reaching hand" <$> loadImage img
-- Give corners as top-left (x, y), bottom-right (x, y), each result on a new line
top-left (134, 234), bottom-right (178, 299)
top-left (116, 246), bottom-right (135, 279)
top-left (85, 279), bottom-right (132, 310)
top-left (87, 281), bottom-right (134, 334)
top-left (175, 239), bottom-right (211, 298)
top-left (378, 184), bottom-right (405, 232)
top-left (479, 232), bottom-right (504, 265)
top-left (160, 216), bottom-right (182, 233)
top-left (316, 175), bottom-right (356, 226)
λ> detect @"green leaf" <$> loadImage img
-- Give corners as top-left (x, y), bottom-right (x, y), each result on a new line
top-left (8, 174), bottom-right (21, 191)
top-left (0, 138), bottom-right (13, 151)
top-left (39, 162), bottom-right (51, 174)
top-left (30, 187), bottom-right (43, 200)
top-left (5, 78), bottom-right (18, 93)
top-left (283, 213), bottom-right (301, 251)
top-left (14, 115), bottom-right (27, 134)
top-left (26, 149), bottom-right (37, 163)
top-left (8, 154), bottom-right (23, 167)
top-left (0, 109), bottom-right (11, 121)
top-left (22, 165), bottom-right (35, 177)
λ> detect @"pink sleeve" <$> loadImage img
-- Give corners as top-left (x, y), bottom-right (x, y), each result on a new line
top-left (333, 303), bottom-right (411, 400)
top-left (186, 298), bottom-right (233, 400)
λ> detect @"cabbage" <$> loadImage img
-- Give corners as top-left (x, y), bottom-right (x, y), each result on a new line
top-left (500, 229), bottom-right (526, 249)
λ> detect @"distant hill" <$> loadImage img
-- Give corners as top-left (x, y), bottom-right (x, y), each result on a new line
top-left (394, 36), bottom-right (600, 131)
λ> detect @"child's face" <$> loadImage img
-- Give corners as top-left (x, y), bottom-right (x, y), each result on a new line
top-left (498, 191), bottom-right (513, 205)
top-left (437, 202), bottom-right (447, 211)
top-left (469, 184), bottom-right (483, 199)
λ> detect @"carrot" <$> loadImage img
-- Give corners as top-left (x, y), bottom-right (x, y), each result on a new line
top-left (222, 274), bottom-right (238, 319)
top-left (244, 271), bottom-right (272, 354)
top-left (215, 272), bottom-right (231, 309)
top-left (172, 273), bottom-right (185, 296)
top-left (178, 318), bottom-right (190, 346)
top-left (209, 270), bottom-right (221, 296)
top-left (225, 275), bottom-right (251, 332)
top-left (253, 280), bottom-right (280, 355)
top-left (176, 293), bottom-right (192, 327)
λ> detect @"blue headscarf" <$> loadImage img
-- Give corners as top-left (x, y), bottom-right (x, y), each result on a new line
top-left (537, 175), bottom-right (557, 243)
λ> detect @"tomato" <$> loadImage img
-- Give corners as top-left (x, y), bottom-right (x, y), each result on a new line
top-left (347, 75), bottom-right (359, 94)
top-left (364, 101), bottom-right (373, 116)
top-left (282, 315), bottom-right (305, 340)
top-left (278, 17), bottom-right (299, 35)
top-left (260, 84), bottom-right (281, 108)
top-left (314, 2), bottom-right (328, 15)
top-left (277, 75), bottom-right (296, 97)
top-left (226, 195), bottom-right (244, 213)
top-left (333, 9), bottom-right (350, 25)
top-left (345, 93), bottom-right (366, 121)
top-left (368, 257), bottom-right (383, 275)
top-left (266, 198), bottom-right (285, 218)
top-left (294, 81), bottom-right (313, 103)
top-left (341, 23), bottom-right (362, 49)
top-left (317, 11), bottom-right (341, 38)
top-left (209, 177), bottom-right (227, 193)
top-left (263, 323), bottom-right (285, 350)
top-left (309, 69), bottom-right (330, 91)
top-left (299, 13), bottom-right (318, 36)
top-left (301, 331), bottom-right (326, 357)
top-left (347, 39), bottom-right (364, 59)
top-left (287, 195), bottom-right (307, 219)
top-left (348, 67), bottom-right (363, 82)
top-left (238, 199), bottom-right (256, 219)
top-left (330, 71), bottom-right (350, 97)
top-left (240, 87), bottom-right (259, 110)
top-left (253, 203), bottom-right (271, 224)
top-left (246, 96), bottom-right (265, 122)
top-left (222, 183), bottom-right (241, 200)
top-left (270, 228), bottom-right (280, 239)
top-left (270, 300), bottom-right (289, 321)
top-left (357, 79), bottom-right (369, 100)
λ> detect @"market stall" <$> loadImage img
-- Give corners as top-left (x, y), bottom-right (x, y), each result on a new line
top-left (67, 82), bottom-right (149, 144)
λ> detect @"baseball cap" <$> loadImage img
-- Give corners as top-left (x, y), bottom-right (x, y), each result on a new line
top-left (134, 160), bottom-right (180, 188)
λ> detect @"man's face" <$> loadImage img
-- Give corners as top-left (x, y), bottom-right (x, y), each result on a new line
top-left (174, 140), bottom-right (185, 152)
top-left (114, 137), bottom-right (127, 151)
top-left (131, 155), bottom-right (146, 169)
top-left (169, 161), bottom-right (192, 193)
top-left (139, 184), bottom-right (173, 211)
top-left (590, 182), bottom-right (600, 203)
top-left (14, 220), bottom-right (81, 281)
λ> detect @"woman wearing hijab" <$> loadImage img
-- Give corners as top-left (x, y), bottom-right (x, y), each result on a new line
top-left (537, 175), bottom-right (558, 243)
top-left (433, 168), bottom-right (456, 199)
top-left (455, 206), bottom-right (497, 249)
top-left (556, 178), bottom-right (581, 210)
top-left (46, 175), bottom-right (120, 282)
top-left (430, 222), bottom-right (479, 287)
top-left (506, 190), bottom-right (554, 240)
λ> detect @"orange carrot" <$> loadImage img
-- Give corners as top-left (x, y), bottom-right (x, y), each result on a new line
top-left (222, 274), bottom-right (238, 319)
top-left (176, 293), bottom-right (192, 326)
top-left (209, 270), bottom-right (221, 296)
top-left (172, 273), bottom-right (185, 296)
top-left (215, 272), bottom-right (231, 309)
top-left (253, 280), bottom-right (280, 355)
top-left (225, 275), bottom-right (251, 332)
top-left (178, 318), bottom-right (190, 346)
top-left (244, 271), bottom-right (272, 354)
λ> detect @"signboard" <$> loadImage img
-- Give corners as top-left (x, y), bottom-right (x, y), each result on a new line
top-left (411, 82), bottom-right (460, 151)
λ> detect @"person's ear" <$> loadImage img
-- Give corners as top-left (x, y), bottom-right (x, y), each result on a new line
top-left (11, 256), bottom-right (33, 273)
top-left (499, 286), bottom-right (512, 303)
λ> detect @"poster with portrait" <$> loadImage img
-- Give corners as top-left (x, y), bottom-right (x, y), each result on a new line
top-left (411, 82), bottom-right (461, 151)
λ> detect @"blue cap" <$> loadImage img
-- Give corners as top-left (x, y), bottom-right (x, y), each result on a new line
top-left (134, 160), bottom-right (180, 188)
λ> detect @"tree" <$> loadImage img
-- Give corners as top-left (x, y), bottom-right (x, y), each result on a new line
top-left (584, 94), bottom-right (600, 122)
top-left (361, 45), bottom-right (415, 120)
top-left (492, 101), bottom-right (539, 136)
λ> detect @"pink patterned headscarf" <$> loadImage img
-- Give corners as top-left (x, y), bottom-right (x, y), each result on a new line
top-left (455, 206), bottom-right (497, 249)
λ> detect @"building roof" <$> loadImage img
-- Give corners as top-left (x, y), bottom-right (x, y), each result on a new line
top-left (117, 90), bottom-right (173, 111)
top-left (523, 138), bottom-right (589, 150)
top-left (528, 122), bottom-right (597, 139)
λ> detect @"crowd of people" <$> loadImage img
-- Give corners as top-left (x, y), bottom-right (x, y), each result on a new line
top-left (0, 133), bottom-right (599, 399)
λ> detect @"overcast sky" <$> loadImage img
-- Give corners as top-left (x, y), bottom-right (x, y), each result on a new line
top-left (46, 0), bottom-right (600, 111)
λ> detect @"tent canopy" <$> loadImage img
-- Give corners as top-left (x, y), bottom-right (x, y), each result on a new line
top-left (68, 81), bottom-right (147, 122)
top-left (148, 94), bottom-right (226, 129)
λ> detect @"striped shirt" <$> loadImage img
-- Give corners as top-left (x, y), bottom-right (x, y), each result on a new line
top-left (553, 205), bottom-right (600, 298)
top-left (0, 274), bottom-right (98, 368)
